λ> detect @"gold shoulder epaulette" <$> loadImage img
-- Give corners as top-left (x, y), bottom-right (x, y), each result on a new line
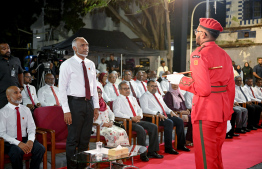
top-left (198, 45), bottom-right (206, 52)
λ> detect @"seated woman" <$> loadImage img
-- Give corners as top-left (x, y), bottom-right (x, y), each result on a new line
top-left (99, 72), bottom-right (108, 87)
top-left (92, 87), bottom-right (130, 147)
top-left (163, 84), bottom-right (193, 146)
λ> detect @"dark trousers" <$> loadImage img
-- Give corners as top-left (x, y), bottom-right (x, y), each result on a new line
top-left (4, 138), bottom-right (45, 169)
top-left (245, 104), bottom-right (261, 128)
top-left (159, 115), bottom-right (186, 149)
top-left (186, 115), bottom-right (193, 142)
top-left (127, 120), bottom-right (159, 157)
top-left (66, 97), bottom-right (94, 169)
top-left (228, 112), bottom-right (236, 135)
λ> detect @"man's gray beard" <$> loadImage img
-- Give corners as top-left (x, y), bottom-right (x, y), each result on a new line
top-left (77, 48), bottom-right (88, 57)
top-left (11, 97), bottom-right (22, 104)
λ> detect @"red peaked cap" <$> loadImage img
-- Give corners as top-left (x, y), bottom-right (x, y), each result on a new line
top-left (199, 18), bottom-right (223, 32)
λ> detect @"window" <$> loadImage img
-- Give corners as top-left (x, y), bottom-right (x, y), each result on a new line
top-left (243, 0), bottom-right (262, 20)
top-left (238, 30), bottom-right (256, 39)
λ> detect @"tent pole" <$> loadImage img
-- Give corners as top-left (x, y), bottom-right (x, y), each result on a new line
top-left (121, 54), bottom-right (123, 79)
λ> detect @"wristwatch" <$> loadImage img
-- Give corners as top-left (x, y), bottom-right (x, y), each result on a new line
top-left (156, 111), bottom-right (160, 115)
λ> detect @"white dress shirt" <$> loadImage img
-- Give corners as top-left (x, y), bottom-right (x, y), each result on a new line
top-left (139, 91), bottom-right (171, 115)
top-left (253, 86), bottom-right (262, 100)
top-left (184, 91), bottom-right (194, 109)
top-left (97, 63), bottom-right (107, 73)
top-left (134, 80), bottom-right (147, 96)
top-left (235, 85), bottom-right (251, 103)
top-left (113, 95), bottom-right (143, 119)
top-left (157, 66), bottom-right (168, 77)
top-left (37, 84), bottom-right (60, 107)
top-left (115, 78), bottom-right (122, 86)
top-left (124, 80), bottom-right (142, 98)
top-left (0, 103), bottom-right (36, 145)
top-left (156, 81), bottom-right (165, 96)
top-left (160, 79), bottom-right (169, 92)
top-left (59, 55), bottom-right (99, 113)
top-left (104, 82), bottom-right (119, 101)
top-left (22, 84), bottom-right (40, 105)
top-left (242, 84), bottom-right (261, 102)
top-left (97, 80), bottom-right (110, 102)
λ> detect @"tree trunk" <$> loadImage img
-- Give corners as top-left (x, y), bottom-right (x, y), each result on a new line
top-left (164, 0), bottom-right (172, 71)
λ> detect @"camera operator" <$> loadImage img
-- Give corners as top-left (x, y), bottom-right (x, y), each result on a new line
top-left (0, 43), bottom-right (24, 109)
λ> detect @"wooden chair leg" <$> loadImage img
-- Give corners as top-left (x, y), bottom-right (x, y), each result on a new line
top-left (133, 137), bottom-right (137, 145)
top-left (174, 127), bottom-right (177, 149)
top-left (160, 132), bottom-right (163, 143)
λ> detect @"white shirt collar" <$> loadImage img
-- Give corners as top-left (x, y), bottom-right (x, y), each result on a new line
top-left (7, 102), bottom-right (20, 110)
top-left (73, 54), bottom-right (87, 64)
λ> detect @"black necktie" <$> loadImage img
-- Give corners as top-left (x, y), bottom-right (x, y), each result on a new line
top-left (239, 87), bottom-right (248, 101)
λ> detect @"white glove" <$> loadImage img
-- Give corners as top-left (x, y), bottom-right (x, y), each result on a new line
top-left (165, 72), bottom-right (184, 84)
top-left (226, 120), bottom-right (232, 133)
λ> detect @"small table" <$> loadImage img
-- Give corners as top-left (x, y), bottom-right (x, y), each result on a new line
top-left (71, 145), bottom-right (147, 169)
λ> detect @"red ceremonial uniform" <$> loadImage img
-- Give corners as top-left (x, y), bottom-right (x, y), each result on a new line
top-left (179, 18), bottom-right (235, 169)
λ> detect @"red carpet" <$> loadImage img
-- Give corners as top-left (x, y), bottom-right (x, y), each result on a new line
top-left (59, 129), bottom-right (262, 169)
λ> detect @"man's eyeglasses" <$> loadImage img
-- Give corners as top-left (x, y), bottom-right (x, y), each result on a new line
top-left (149, 85), bottom-right (158, 88)
top-left (25, 76), bottom-right (32, 79)
top-left (194, 29), bottom-right (206, 36)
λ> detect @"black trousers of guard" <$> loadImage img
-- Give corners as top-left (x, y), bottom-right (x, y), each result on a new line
top-left (4, 137), bottom-right (45, 169)
top-left (66, 96), bottom-right (94, 169)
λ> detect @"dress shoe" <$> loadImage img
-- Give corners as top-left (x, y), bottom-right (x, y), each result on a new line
top-left (226, 134), bottom-right (233, 139)
top-left (147, 152), bottom-right (164, 159)
top-left (140, 155), bottom-right (149, 162)
top-left (243, 128), bottom-right (251, 132)
top-left (235, 128), bottom-right (246, 134)
top-left (233, 133), bottom-right (240, 137)
top-left (177, 146), bottom-right (190, 152)
top-left (249, 126), bottom-right (257, 130)
top-left (165, 148), bottom-right (179, 155)
top-left (254, 125), bottom-right (262, 129)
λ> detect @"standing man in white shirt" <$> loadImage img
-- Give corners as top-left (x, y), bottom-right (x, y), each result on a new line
top-left (123, 70), bottom-right (142, 99)
top-left (104, 72), bottom-right (119, 102)
top-left (21, 71), bottom-right (41, 111)
top-left (97, 58), bottom-right (107, 73)
top-left (134, 71), bottom-right (147, 96)
top-left (160, 71), bottom-right (171, 94)
top-left (113, 81), bottom-right (163, 162)
top-left (149, 70), bottom-right (164, 96)
top-left (157, 60), bottom-right (168, 78)
top-left (140, 80), bottom-right (190, 154)
top-left (0, 86), bottom-right (45, 169)
top-left (59, 37), bottom-right (99, 169)
top-left (37, 73), bottom-right (60, 107)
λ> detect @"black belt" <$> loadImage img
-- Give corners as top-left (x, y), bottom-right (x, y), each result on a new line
top-left (68, 96), bottom-right (92, 101)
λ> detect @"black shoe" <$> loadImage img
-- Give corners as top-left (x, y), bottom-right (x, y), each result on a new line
top-left (147, 152), bottom-right (164, 159)
top-left (247, 126), bottom-right (257, 130)
top-left (177, 146), bottom-right (190, 152)
top-left (233, 133), bottom-right (240, 137)
top-left (140, 155), bottom-right (149, 162)
top-left (235, 128), bottom-right (246, 134)
top-left (243, 128), bottom-right (251, 132)
top-left (254, 125), bottom-right (262, 129)
top-left (226, 134), bottom-right (233, 139)
top-left (165, 148), bottom-right (179, 155)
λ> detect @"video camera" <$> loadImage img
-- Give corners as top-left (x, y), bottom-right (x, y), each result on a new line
top-left (37, 49), bottom-right (68, 63)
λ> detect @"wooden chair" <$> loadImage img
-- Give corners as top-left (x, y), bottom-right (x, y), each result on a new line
top-left (0, 129), bottom-right (47, 169)
top-left (33, 106), bottom-right (67, 169)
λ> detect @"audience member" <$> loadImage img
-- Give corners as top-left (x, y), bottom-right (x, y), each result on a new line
top-left (233, 101), bottom-right (248, 133)
top-left (0, 86), bottom-right (45, 169)
top-left (98, 72), bottom-right (108, 87)
top-left (236, 65), bottom-right (243, 80)
top-left (123, 70), bottom-right (142, 99)
top-left (134, 71), bottom-right (148, 96)
top-left (157, 60), bottom-right (168, 78)
top-left (97, 58), bottom-right (107, 73)
top-left (184, 91), bottom-right (194, 110)
top-left (0, 43), bottom-right (24, 109)
top-left (112, 70), bottom-right (122, 85)
top-left (163, 83), bottom-right (193, 145)
top-left (96, 70), bottom-right (110, 103)
top-left (92, 87), bottom-right (129, 147)
top-left (104, 72), bottom-right (120, 101)
top-left (114, 81), bottom-right (163, 162)
top-left (242, 62), bottom-right (253, 84)
top-left (253, 58), bottom-right (262, 81)
top-left (149, 70), bottom-right (164, 96)
top-left (37, 73), bottom-right (60, 107)
top-left (243, 78), bottom-right (262, 103)
top-left (160, 71), bottom-right (171, 94)
top-left (140, 80), bottom-right (190, 154)
top-left (253, 79), bottom-right (262, 99)
top-left (233, 65), bottom-right (240, 77)
top-left (234, 76), bottom-right (262, 130)
top-left (143, 71), bottom-right (148, 83)
top-left (107, 54), bottom-right (119, 73)
top-left (21, 71), bottom-right (41, 111)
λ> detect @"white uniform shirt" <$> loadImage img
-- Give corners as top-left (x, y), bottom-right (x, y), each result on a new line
top-left (59, 55), bottom-right (99, 113)
top-left (124, 80), bottom-right (142, 98)
top-left (22, 84), bottom-right (40, 105)
top-left (97, 63), bottom-right (107, 73)
top-left (113, 95), bottom-right (143, 119)
top-left (97, 80), bottom-right (110, 102)
top-left (253, 86), bottom-right (262, 100)
top-left (0, 103), bottom-right (36, 145)
top-left (242, 84), bottom-right (261, 102)
top-left (37, 84), bottom-right (60, 107)
top-left (157, 66), bottom-right (168, 77)
top-left (139, 91), bottom-right (171, 115)
top-left (156, 81), bottom-right (165, 96)
top-left (104, 82), bottom-right (120, 101)
top-left (160, 79), bottom-right (169, 92)
top-left (235, 85), bottom-right (251, 103)
top-left (134, 80), bottom-right (147, 97)
top-left (184, 91), bottom-right (194, 109)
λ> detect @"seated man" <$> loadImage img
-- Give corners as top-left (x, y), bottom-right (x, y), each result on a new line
top-left (160, 71), bottom-right (171, 94)
top-left (21, 71), bottom-right (41, 111)
top-left (37, 73), bottom-right (60, 107)
top-left (140, 80), bottom-right (190, 154)
top-left (123, 70), bottom-right (142, 98)
top-left (104, 72), bottom-right (120, 102)
top-left (149, 70), bottom-right (164, 96)
top-left (113, 81), bottom-right (163, 162)
top-left (243, 78), bottom-right (262, 103)
top-left (235, 76), bottom-right (262, 130)
top-left (134, 71), bottom-right (148, 96)
top-left (233, 101), bottom-right (249, 133)
top-left (0, 86), bottom-right (45, 169)
top-left (184, 91), bottom-right (194, 110)
top-left (253, 79), bottom-right (262, 100)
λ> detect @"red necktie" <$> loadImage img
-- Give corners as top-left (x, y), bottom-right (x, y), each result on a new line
top-left (141, 82), bottom-right (147, 92)
top-left (260, 88), bottom-right (262, 93)
top-left (126, 96), bottom-right (136, 117)
top-left (250, 87), bottom-right (256, 98)
top-left (129, 82), bottom-right (137, 98)
top-left (26, 85), bottom-right (35, 106)
top-left (113, 84), bottom-right (119, 96)
top-left (15, 107), bottom-right (22, 141)
top-left (82, 61), bottom-right (91, 100)
top-left (153, 94), bottom-right (167, 117)
top-left (157, 87), bottom-right (161, 95)
top-left (50, 86), bottom-right (60, 105)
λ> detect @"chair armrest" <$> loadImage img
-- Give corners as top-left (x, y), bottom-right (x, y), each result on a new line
top-left (115, 117), bottom-right (132, 144)
top-left (0, 137), bottom-right (4, 169)
top-left (36, 130), bottom-right (47, 169)
top-left (143, 113), bottom-right (156, 124)
top-left (36, 127), bottom-right (55, 155)
top-left (114, 118), bottom-right (127, 130)
top-left (175, 111), bottom-right (183, 118)
top-left (92, 123), bottom-right (101, 141)
top-left (239, 103), bottom-right (246, 108)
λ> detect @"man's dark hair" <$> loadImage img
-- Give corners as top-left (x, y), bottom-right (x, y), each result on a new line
top-left (245, 78), bottom-right (253, 83)
top-left (101, 58), bottom-right (105, 62)
top-left (160, 61), bottom-right (165, 65)
top-left (147, 80), bottom-right (156, 86)
top-left (110, 54), bottom-right (114, 56)
top-left (256, 79), bottom-right (262, 83)
top-left (23, 71), bottom-right (29, 75)
top-left (200, 25), bottom-right (220, 39)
